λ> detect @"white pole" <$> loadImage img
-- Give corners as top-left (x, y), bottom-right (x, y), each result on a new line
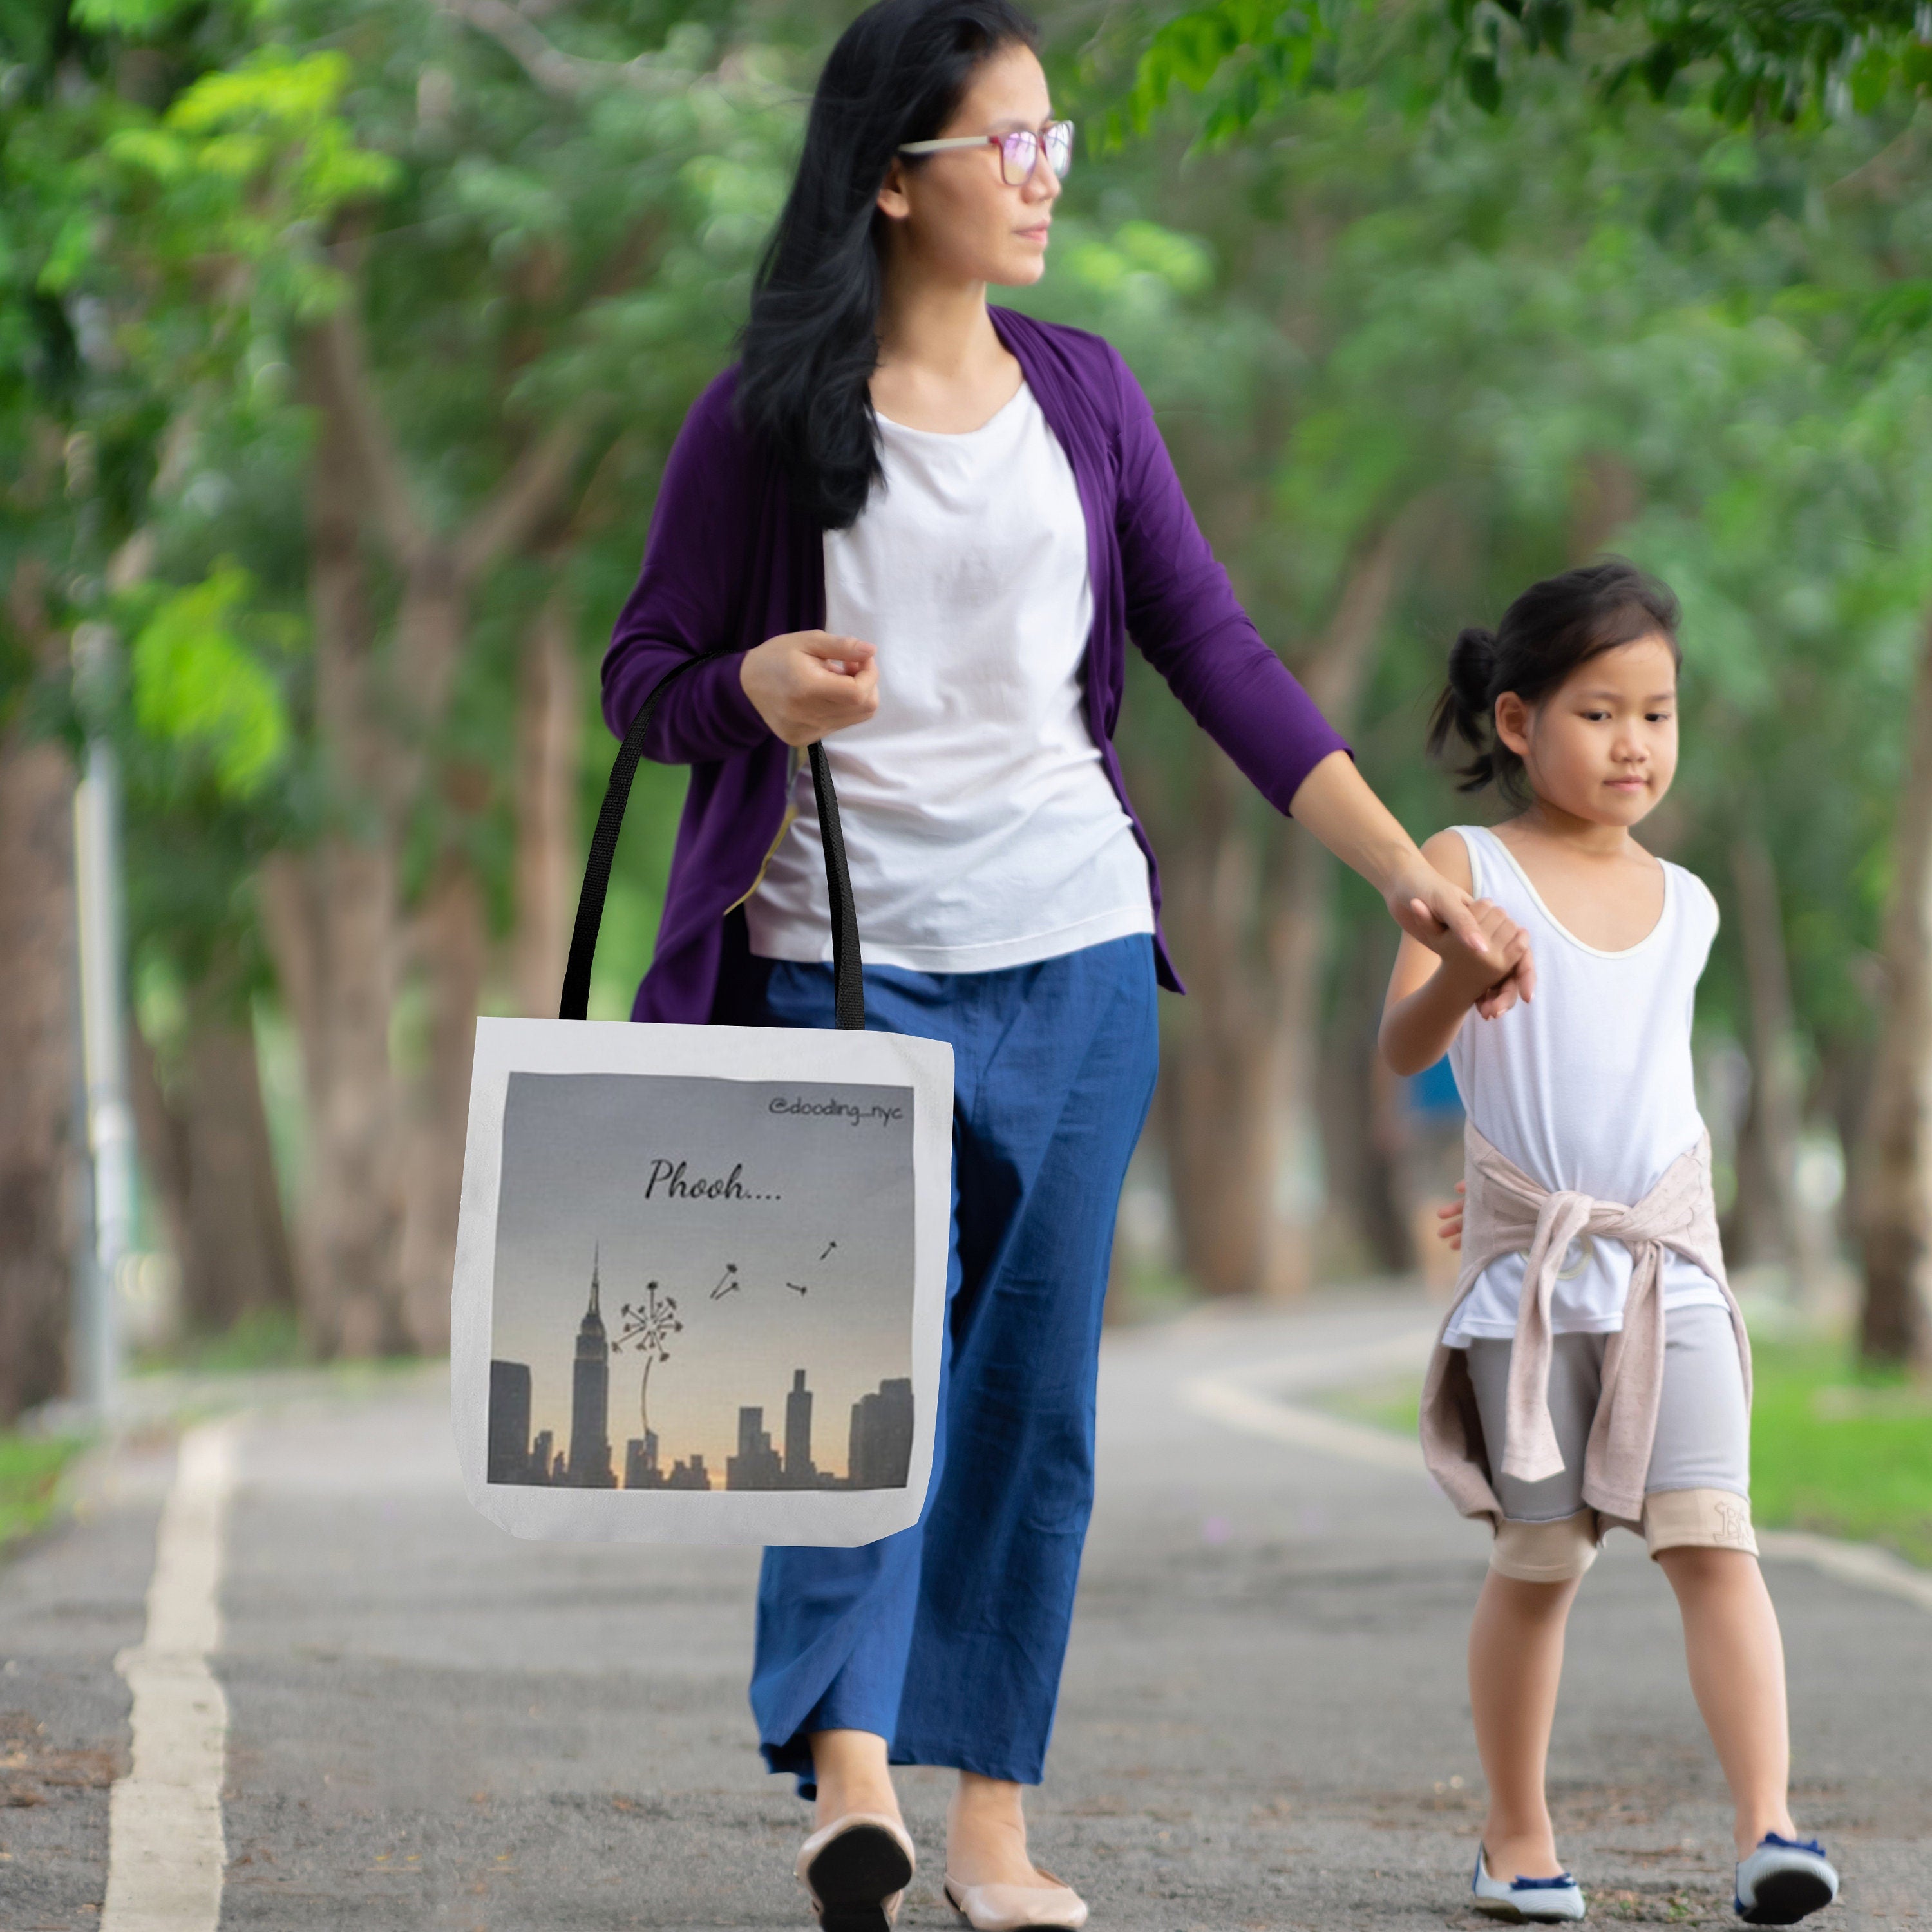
top-left (73, 622), bottom-right (131, 1421)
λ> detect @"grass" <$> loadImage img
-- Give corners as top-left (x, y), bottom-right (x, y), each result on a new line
top-left (0, 1432), bottom-right (90, 1559)
top-left (1314, 1338), bottom-right (1932, 1567)
top-left (131, 1305), bottom-right (309, 1376)
top-left (1749, 1339), bottom-right (1932, 1567)
top-left (1323, 1376), bottom-right (1426, 1437)
top-left (1105, 1259), bottom-right (1200, 1326)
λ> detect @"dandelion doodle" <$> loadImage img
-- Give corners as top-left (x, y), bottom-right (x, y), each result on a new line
top-left (710, 1263), bottom-right (741, 1300)
top-left (616, 1280), bottom-right (682, 1437)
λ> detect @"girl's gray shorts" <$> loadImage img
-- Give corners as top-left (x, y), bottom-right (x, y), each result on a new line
top-left (1464, 1301), bottom-right (1755, 1580)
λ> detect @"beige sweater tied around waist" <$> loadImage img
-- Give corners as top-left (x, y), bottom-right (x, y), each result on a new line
top-left (1419, 1121), bottom-right (1750, 1533)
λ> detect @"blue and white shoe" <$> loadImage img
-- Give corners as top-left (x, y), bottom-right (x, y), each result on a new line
top-left (1472, 1844), bottom-right (1587, 1922)
top-left (1734, 1834), bottom-right (1838, 1924)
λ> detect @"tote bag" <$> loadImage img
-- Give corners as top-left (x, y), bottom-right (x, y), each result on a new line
top-left (450, 648), bottom-right (953, 1546)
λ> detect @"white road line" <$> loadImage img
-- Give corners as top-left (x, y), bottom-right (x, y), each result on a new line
top-left (103, 1419), bottom-right (239, 1932)
top-left (1756, 1529), bottom-right (1932, 1615)
top-left (1185, 1357), bottom-right (1932, 1616)
top-left (1180, 1373), bottom-right (1427, 1474)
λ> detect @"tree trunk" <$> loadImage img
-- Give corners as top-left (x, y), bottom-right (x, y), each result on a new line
top-left (180, 1019), bottom-right (297, 1329)
top-left (129, 1001), bottom-right (296, 1333)
top-left (263, 343), bottom-right (412, 1358)
top-left (128, 1021), bottom-right (190, 1264)
top-left (390, 558), bottom-right (486, 1358)
top-left (399, 861), bottom-right (488, 1354)
top-left (296, 303), bottom-right (592, 1359)
top-left (1729, 828), bottom-right (1829, 1294)
top-left (1855, 607), bottom-right (1932, 1370)
top-left (260, 844), bottom-right (411, 1356)
top-left (1153, 506), bottom-right (1432, 1300)
top-left (0, 704), bottom-right (79, 1423)
top-left (1318, 916), bottom-right (1413, 1276)
top-left (1158, 744), bottom-right (1283, 1297)
top-left (1258, 507), bottom-right (1434, 1296)
top-left (1568, 455), bottom-right (1642, 562)
top-left (513, 581), bottom-right (582, 1018)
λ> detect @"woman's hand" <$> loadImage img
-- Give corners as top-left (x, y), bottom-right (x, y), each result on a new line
top-left (1288, 755), bottom-right (1535, 1019)
top-left (741, 630), bottom-right (879, 747)
top-left (1437, 1181), bottom-right (1465, 1252)
top-left (1385, 855), bottom-right (1535, 1018)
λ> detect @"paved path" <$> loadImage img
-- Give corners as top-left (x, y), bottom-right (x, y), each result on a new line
top-left (1, 1292), bottom-right (1926, 1931)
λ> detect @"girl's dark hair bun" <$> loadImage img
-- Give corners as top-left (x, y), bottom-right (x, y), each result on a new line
top-left (1427, 625), bottom-right (1499, 776)
top-left (1445, 626), bottom-right (1497, 724)
top-left (1428, 560), bottom-right (1681, 804)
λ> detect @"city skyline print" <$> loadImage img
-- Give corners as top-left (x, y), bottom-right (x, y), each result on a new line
top-left (486, 1069), bottom-right (917, 1492)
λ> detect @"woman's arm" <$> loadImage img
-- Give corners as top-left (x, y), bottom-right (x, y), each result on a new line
top-left (1110, 349), bottom-right (1344, 815)
top-left (1378, 829), bottom-right (1529, 1075)
top-left (601, 377), bottom-right (776, 764)
top-left (1109, 348), bottom-right (1533, 1005)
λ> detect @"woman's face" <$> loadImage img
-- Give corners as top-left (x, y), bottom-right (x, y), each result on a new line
top-left (876, 43), bottom-right (1060, 289)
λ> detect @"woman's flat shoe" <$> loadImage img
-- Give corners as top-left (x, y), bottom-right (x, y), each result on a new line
top-left (796, 1812), bottom-right (916, 1932)
top-left (1734, 1834), bottom-right (1838, 1924)
top-left (943, 1868), bottom-right (1089, 1931)
top-left (1471, 1844), bottom-right (1587, 1922)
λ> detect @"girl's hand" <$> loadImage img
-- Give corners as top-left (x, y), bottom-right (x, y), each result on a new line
top-left (1464, 901), bottom-right (1533, 1021)
top-left (741, 630), bottom-right (879, 747)
top-left (1437, 1182), bottom-right (1465, 1252)
top-left (1387, 858), bottom-right (1536, 1015)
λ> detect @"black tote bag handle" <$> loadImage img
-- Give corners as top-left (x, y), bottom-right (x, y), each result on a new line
top-left (560, 647), bottom-right (866, 1030)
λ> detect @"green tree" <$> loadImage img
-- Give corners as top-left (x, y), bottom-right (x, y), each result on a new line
top-left (1105, 0), bottom-right (1932, 136)
top-left (79, 0), bottom-right (807, 1353)
top-left (1056, 13), bottom-right (1929, 1336)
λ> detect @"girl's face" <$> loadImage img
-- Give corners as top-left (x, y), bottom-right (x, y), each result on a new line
top-left (875, 43), bottom-right (1060, 290)
top-left (1494, 634), bottom-right (1680, 828)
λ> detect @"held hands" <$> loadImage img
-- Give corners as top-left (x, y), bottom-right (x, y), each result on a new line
top-left (1388, 863), bottom-right (1534, 1019)
top-left (741, 630), bottom-right (879, 747)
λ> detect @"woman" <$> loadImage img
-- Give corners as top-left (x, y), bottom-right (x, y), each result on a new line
top-left (602, 3), bottom-right (1529, 1926)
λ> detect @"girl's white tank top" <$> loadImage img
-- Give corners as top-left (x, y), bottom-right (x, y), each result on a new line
top-left (1443, 822), bottom-right (1728, 1347)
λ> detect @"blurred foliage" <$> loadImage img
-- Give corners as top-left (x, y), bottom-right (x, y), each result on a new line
top-left (1035, 40), bottom-right (1930, 1125)
top-left (126, 564), bottom-right (292, 799)
top-left (1101, 0), bottom-right (1932, 138)
top-left (2, 0), bottom-right (811, 1036)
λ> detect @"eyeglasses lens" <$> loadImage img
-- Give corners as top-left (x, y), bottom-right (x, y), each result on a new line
top-left (998, 131), bottom-right (1037, 185)
top-left (999, 124), bottom-right (1074, 185)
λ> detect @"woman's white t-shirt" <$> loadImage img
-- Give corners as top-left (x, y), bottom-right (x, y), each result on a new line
top-left (744, 383), bottom-right (1155, 974)
top-left (1442, 822), bottom-right (1729, 1347)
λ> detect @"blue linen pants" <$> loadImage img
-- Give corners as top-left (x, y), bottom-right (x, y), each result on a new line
top-left (750, 934), bottom-right (1160, 1795)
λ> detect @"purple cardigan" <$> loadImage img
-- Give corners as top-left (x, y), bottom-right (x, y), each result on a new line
top-left (601, 307), bottom-right (1349, 1024)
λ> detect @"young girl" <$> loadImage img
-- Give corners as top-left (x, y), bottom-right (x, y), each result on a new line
top-left (1380, 562), bottom-right (1839, 1927)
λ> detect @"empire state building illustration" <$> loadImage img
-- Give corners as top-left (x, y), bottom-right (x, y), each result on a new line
top-left (565, 1248), bottom-right (617, 1488)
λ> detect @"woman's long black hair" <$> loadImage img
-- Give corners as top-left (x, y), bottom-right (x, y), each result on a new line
top-left (1429, 560), bottom-right (1682, 804)
top-left (737, 0), bottom-right (1041, 531)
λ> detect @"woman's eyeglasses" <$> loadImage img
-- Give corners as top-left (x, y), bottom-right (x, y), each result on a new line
top-left (898, 120), bottom-right (1075, 187)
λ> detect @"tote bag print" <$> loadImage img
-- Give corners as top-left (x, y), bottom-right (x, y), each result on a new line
top-left (452, 1021), bottom-right (950, 1545)
top-left (450, 647), bottom-right (952, 1546)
